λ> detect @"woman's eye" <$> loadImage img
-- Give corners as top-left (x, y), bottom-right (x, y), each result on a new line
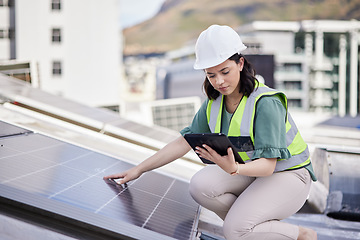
top-left (208, 75), bottom-right (215, 79)
top-left (222, 71), bottom-right (229, 75)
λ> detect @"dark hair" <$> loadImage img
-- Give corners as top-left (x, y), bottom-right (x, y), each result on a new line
top-left (203, 54), bottom-right (258, 100)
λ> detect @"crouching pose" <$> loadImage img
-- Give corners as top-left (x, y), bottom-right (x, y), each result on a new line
top-left (104, 25), bottom-right (317, 240)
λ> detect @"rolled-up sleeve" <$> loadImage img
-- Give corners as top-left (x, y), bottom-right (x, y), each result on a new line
top-left (252, 95), bottom-right (292, 160)
top-left (180, 99), bottom-right (211, 136)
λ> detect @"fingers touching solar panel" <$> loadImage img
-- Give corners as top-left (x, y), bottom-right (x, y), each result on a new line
top-left (0, 123), bottom-right (200, 240)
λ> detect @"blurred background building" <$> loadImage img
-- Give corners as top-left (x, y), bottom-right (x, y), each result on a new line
top-left (239, 20), bottom-right (360, 117)
top-left (0, 0), bottom-right (122, 108)
top-left (154, 20), bottom-right (360, 118)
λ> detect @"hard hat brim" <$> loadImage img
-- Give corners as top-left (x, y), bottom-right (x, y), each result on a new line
top-left (193, 45), bottom-right (247, 70)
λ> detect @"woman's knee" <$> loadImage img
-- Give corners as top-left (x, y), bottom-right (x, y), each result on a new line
top-left (189, 166), bottom-right (219, 198)
top-left (222, 204), bottom-right (254, 239)
top-left (189, 171), bottom-right (209, 201)
top-left (223, 217), bottom-right (249, 239)
top-left (189, 168), bottom-right (229, 209)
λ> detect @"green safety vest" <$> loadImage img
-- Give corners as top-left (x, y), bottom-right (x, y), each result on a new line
top-left (206, 83), bottom-right (310, 172)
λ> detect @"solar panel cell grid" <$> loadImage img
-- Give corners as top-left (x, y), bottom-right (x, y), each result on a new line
top-left (0, 122), bottom-right (200, 239)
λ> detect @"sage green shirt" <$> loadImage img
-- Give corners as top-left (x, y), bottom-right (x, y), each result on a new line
top-left (180, 95), bottom-right (316, 181)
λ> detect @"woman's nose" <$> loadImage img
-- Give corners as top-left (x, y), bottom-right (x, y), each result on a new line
top-left (215, 76), bottom-right (224, 85)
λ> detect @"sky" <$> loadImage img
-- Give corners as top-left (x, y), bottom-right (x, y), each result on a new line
top-left (119, 0), bottom-right (166, 29)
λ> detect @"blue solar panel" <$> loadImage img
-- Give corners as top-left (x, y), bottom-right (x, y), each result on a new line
top-left (0, 121), bottom-right (200, 239)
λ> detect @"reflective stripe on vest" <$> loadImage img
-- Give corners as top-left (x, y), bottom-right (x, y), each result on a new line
top-left (206, 83), bottom-right (310, 172)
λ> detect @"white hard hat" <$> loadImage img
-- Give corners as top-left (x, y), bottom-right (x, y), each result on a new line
top-left (193, 25), bottom-right (247, 70)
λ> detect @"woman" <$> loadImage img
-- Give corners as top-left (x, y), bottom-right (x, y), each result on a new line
top-left (104, 25), bottom-right (317, 240)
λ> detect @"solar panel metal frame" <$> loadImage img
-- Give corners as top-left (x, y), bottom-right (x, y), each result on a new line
top-left (0, 120), bottom-right (32, 138)
top-left (0, 74), bottom-right (180, 147)
top-left (0, 74), bottom-right (199, 163)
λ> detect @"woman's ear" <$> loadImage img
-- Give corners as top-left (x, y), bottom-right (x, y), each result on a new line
top-left (238, 57), bottom-right (245, 71)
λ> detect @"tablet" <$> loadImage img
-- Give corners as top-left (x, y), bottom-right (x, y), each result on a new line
top-left (184, 133), bottom-right (245, 164)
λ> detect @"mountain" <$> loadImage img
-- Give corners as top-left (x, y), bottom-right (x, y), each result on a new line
top-left (123, 0), bottom-right (360, 55)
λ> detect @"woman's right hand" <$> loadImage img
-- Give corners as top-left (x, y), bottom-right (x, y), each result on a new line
top-left (103, 137), bottom-right (190, 185)
top-left (103, 167), bottom-right (142, 185)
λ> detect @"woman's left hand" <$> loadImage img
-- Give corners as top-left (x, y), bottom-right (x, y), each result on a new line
top-left (195, 144), bottom-right (237, 174)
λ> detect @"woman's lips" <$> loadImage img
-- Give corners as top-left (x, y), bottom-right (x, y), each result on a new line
top-left (218, 86), bottom-right (228, 92)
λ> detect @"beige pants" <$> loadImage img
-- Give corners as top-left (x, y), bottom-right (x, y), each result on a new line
top-left (189, 165), bottom-right (312, 240)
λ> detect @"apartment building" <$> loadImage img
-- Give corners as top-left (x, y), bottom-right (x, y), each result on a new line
top-left (0, 0), bottom-right (122, 107)
top-left (239, 20), bottom-right (360, 116)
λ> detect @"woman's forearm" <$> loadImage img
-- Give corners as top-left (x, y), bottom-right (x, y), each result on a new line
top-left (237, 158), bottom-right (277, 177)
top-left (135, 136), bottom-right (192, 173)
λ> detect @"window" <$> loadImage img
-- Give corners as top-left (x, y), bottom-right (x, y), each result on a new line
top-left (0, 30), bottom-right (5, 38)
top-left (8, 29), bottom-right (14, 39)
top-left (52, 61), bottom-right (62, 76)
top-left (52, 28), bottom-right (61, 43)
top-left (0, 29), bottom-right (13, 39)
top-left (51, 0), bottom-right (61, 10)
top-left (0, 0), bottom-right (14, 7)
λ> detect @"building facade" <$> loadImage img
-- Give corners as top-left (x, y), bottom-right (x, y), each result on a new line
top-left (0, 0), bottom-right (122, 107)
top-left (239, 20), bottom-right (360, 116)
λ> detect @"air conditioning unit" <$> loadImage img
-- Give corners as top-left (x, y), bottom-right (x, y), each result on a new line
top-left (140, 97), bottom-right (201, 131)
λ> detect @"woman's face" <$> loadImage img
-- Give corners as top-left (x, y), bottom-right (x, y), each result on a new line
top-left (205, 58), bottom-right (244, 97)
